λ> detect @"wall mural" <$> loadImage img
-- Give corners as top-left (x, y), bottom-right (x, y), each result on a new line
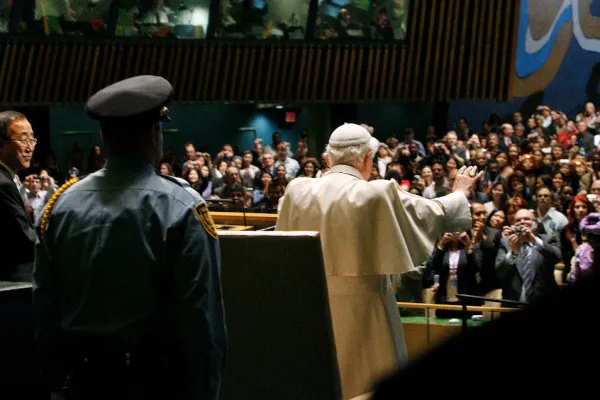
top-left (515, 0), bottom-right (600, 107)
top-left (447, 0), bottom-right (600, 132)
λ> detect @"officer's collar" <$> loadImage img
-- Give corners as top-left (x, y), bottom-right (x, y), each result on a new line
top-left (328, 164), bottom-right (364, 180)
top-left (105, 157), bottom-right (155, 174)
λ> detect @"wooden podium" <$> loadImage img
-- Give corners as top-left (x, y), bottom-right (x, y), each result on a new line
top-left (216, 225), bottom-right (254, 232)
top-left (211, 212), bottom-right (277, 230)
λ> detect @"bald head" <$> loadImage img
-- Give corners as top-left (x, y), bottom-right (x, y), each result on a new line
top-left (514, 209), bottom-right (534, 229)
top-left (501, 124), bottom-right (514, 138)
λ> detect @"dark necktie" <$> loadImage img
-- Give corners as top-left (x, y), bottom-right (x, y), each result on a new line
top-left (520, 243), bottom-right (533, 302)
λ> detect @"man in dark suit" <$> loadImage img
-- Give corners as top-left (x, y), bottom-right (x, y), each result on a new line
top-left (496, 208), bottom-right (561, 304)
top-left (0, 110), bottom-right (36, 282)
top-left (576, 120), bottom-right (596, 158)
top-left (497, 123), bottom-right (521, 153)
top-left (471, 202), bottom-right (502, 294)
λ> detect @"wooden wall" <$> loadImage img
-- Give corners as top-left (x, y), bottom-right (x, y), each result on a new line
top-left (0, 0), bottom-right (520, 106)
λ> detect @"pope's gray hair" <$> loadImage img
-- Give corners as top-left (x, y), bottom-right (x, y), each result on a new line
top-left (325, 138), bottom-right (379, 169)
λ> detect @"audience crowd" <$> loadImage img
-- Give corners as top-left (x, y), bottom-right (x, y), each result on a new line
top-left (20, 102), bottom-right (600, 306)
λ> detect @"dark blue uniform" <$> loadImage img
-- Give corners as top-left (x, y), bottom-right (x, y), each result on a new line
top-left (33, 158), bottom-right (226, 399)
top-left (32, 76), bottom-right (226, 399)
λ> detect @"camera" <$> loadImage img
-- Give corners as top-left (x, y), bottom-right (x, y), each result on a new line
top-left (512, 226), bottom-right (525, 237)
top-left (452, 232), bottom-right (462, 237)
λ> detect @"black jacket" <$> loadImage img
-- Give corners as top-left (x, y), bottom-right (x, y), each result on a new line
top-left (0, 164), bottom-right (35, 281)
top-left (425, 246), bottom-right (480, 305)
top-left (495, 233), bottom-right (561, 304)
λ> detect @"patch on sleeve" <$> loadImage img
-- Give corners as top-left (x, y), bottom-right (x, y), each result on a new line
top-left (194, 202), bottom-right (218, 240)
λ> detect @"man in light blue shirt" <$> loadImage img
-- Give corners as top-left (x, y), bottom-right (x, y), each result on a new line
top-left (536, 186), bottom-right (568, 245)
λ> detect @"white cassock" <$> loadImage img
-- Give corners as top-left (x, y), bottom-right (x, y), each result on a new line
top-left (276, 164), bottom-right (472, 399)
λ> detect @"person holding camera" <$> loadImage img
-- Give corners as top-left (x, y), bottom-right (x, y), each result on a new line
top-left (496, 208), bottom-right (561, 304)
top-left (426, 231), bottom-right (481, 318)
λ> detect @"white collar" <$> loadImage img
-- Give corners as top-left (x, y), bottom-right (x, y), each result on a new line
top-left (328, 164), bottom-right (364, 180)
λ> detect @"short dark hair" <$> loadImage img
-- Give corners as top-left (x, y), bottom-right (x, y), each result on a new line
top-left (100, 121), bottom-right (156, 157)
top-left (229, 184), bottom-right (245, 195)
top-left (536, 185), bottom-right (552, 195)
top-left (0, 111), bottom-right (26, 140)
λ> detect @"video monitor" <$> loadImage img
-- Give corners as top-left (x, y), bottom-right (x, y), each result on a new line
top-left (214, 0), bottom-right (310, 40)
top-left (0, 1), bottom-right (12, 33)
top-left (16, 0), bottom-right (114, 36)
top-left (116, 0), bottom-right (210, 38)
top-left (315, 0), bottom-right (410, 41)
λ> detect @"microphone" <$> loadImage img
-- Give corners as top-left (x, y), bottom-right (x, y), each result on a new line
top-left (233, 199), bottom-right (248, 227)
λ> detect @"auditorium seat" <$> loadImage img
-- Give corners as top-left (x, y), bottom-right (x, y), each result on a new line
top-left (218, 231), bottom-right (342, 400)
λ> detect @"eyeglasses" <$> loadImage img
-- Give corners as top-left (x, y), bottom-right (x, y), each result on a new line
top-left (7, 138), bottom-right (37, 147)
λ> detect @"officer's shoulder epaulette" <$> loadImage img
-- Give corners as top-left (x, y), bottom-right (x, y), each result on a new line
top-left (40, 176), bottom-right (83, 260)
top-left (158, 173), bottom-right (188, 187)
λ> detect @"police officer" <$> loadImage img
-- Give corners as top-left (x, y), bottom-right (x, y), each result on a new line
top-left (32, 76), bottom-right (227, 399)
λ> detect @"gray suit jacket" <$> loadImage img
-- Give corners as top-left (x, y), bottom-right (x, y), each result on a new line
top-left (495, 234), bottom-right (560, 304)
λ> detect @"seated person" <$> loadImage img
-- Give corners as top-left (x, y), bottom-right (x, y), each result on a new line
top-left (252, 183), bottom-right (284, 213)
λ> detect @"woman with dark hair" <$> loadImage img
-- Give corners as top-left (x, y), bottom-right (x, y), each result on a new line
top-left (507, 173), bottom-right (531, 202)
top-left (495, 151), bottom-right (513, 179)
top-left (486, 208), bottom-right (506, 230)
top-left (558, 162), bottom-right (579, 192)
top-left (488, 113), bottom-right (502, 129)
top-left (508, 144), bottom-right (521, 169)
top-left (536, 174), bottom-right (553, 190)
top-left (552, 171), bottom-right (567, 193)
top-left (275, 165), bottom-right (290, 188)
top-left (484, 182), bottom-right (507, 215)
top-left (240, 150), bottom-right (260, 188)
top-left (426, 232), bottom-right (481, 318)
top-left (183, 167), bottom-right (203, 193)
top-left (252, 171), bottom-right (273, 204)
top-left (297, 160), bottom-right (319, 178)
top-left (558, 185), bottom-right (575, 213)
top-left (503, 196), bottom-right (528, 226)
top-left (157, 161), bottom-right (174, 176)
top-left (198, 165), bottom-right (214, 199)
top-left (560, 194), bottom-right (593, 281)
top-left (86, 145), bottom-right (107, 174)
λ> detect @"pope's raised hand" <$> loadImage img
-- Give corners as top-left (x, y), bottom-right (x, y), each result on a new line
top-left (452, 166), bottom-right (484, 198)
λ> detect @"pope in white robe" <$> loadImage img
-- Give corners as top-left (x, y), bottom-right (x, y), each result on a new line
top-left (276, 123), bottom-right (481, 399)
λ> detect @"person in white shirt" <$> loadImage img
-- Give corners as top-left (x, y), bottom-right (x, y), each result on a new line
top-left (536, 186), bottom-right (568, 245)
top-left (276, 123), bottom-right (482, 399)
top-left (274, 142), bottom-right (300, 179)
top-left (22, 173), bottom-right (56, 223)
top-left (264, 132), bottom-right (293, 157)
